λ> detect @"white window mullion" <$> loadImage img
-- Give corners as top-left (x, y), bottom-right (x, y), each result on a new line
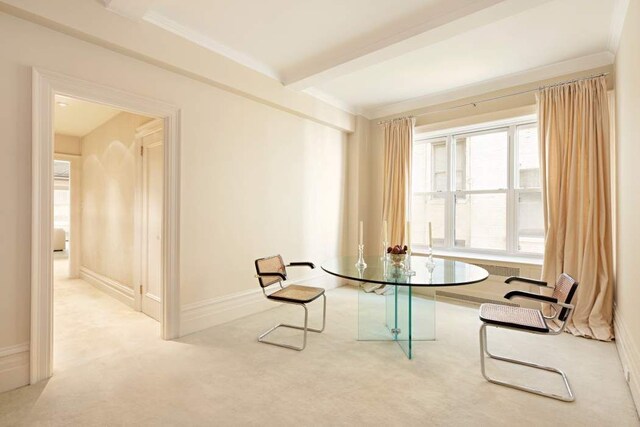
top-left (506, 125), bottom-right (517, 255)
top-left (445, 134), bottom-right (454, 249)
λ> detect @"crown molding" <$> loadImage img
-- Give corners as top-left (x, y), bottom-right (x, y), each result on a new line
top-left (102, 0), bottom-right (157, 21)
top-left (302, 87), bottom-right (362, 117)
top-left (143, 10), bottom-right (281, 81)
top-left (366, 51), bottom-right (615, 119)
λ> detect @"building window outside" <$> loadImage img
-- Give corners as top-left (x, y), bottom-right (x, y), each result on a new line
top-left (53, 160), bottom-right (71, 241)
top-left (411, 118), bottom-right (543, 257)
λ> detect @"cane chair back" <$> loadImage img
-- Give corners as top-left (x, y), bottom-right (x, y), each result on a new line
top-left (552, 273), bottom-right (578, 321)
top-left (255, 255), bottom-right (287, 288)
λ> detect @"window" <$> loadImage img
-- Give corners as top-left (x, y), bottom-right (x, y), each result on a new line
top-left (411, 118), bottom-right (544, 256)
top-left (53, 160), bottom-right (71, 241)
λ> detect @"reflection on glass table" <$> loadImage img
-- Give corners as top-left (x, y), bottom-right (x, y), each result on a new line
top-left (322, 256), bottom-right (489, 359)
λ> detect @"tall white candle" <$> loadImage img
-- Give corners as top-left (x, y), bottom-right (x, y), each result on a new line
top-left (383, 220), bottom-right (388, 243)
top-left (428, 222), bottom-right (433, 248)
top-left (359, 221), bottom-right (363, 246)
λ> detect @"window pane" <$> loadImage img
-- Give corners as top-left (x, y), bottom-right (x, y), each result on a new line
top-left (517, 191), bottom-right (544, 254)
top-left (54, 187), bottom-right (70, 239)
top-left (455, 193), bottom-right (506, 250)
top-left (411, 194), bottom-right (445, 248)
top-left (432, 142), bottom-right (447, 192)
top-left (413, 139), bottom-right (448, 193)
top-left (517, 124), bottom-right (540, 189)
top-left (455, 130), bottom-right (508, 190)
top-left (412, 142), bottom-right (428, 193)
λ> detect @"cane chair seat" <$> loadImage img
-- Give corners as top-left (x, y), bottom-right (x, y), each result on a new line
top-left (479, 303), bottom-right (549, 333)
top-left (268, 284), bottom-right (325, 304)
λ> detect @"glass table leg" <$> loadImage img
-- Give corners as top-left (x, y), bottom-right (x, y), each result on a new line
top-left (412, 288), bottom-right (437, 342)
top-left (358, 284), bottom-right (436, 359)
top-left (395, 285), bottom-right (412, 358)
top-left (396, 286), bottom-right (437, 359)
top-left (358, 283), bottom-right (395, 341)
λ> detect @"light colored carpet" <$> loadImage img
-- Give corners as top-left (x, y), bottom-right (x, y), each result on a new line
top-left (0, 271), bottom-right (638, 426)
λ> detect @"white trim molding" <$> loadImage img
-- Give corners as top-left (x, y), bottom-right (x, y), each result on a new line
top-left (143, 10), bottom-right (281, 81)
top-left (80, 267), bottom-right (135, 308)
top-left (181, 274), bottom-right (343, 336)
top-left (0, 343), bottom-right (30, 394)
top-left (31, 68), bottom-right (181, 385)
top-left (614, 306), bottom-right (640, 415)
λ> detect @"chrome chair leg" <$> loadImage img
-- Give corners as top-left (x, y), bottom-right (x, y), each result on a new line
top-left (258, 295), bottom-right (326, 351)
top-left (479, 323), bottom-right (575, 402)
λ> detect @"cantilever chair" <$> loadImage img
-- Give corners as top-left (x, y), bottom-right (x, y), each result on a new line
top-left (254, 255), bottom-right (326, 351)
top-left (478, 273), bottom-right (578, 402)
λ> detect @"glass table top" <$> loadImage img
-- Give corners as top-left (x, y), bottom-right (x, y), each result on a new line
top-left (322, 256), bottom-right (489, 287)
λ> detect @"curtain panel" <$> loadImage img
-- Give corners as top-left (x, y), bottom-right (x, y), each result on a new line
top-left (382, 117), bottom-right (415, 246)
top-left (537, 76), bottom-right (614, 341)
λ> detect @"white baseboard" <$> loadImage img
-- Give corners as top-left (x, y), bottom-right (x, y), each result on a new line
top-left (0, 343), bottom-right (29, 394)
top-left (80, 267), bottom-right (135, 308)
top-left (614, 306), bottom-right (640, 416)
top-left (180, 273), bottom-right (343, 336)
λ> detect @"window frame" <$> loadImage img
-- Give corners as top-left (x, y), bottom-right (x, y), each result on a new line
top-left (412, 115), bottom-right (543, 259)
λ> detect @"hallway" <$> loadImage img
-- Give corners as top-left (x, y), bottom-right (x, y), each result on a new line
top-left (53, 259), bottom-right (160, 373)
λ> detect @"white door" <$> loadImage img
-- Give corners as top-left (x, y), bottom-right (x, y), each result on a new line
top-left (140, 124), bottom-right (163, 321)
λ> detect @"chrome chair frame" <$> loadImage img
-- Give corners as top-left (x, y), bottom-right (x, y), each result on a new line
top-left (255, 259), bottom-right (326, 351)
top-left (479, 275), bottom-right (577, 402)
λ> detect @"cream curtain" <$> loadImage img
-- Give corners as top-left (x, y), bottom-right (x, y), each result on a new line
top-left (382, 117), bottom-right (414, 246)
top-left (538, 76), bottom-right (614, 341)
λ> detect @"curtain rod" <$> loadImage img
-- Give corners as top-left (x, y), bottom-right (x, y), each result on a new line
top-left (376, 72), bottom-right (609, 125)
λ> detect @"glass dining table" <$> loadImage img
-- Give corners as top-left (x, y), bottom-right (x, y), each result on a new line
top-left (322, 255), bottom-right (489, 359)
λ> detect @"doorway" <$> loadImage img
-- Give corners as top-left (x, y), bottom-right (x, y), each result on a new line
top-left (31, 69), bottom-right (181, 384)
top-left (51, 96), bottom-right (165, 371)
top-left (135, 119), bottom-right (164, 321)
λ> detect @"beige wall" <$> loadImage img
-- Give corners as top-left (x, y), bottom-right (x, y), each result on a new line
top-left (81, 112), bottom-right (151, 288)
top-left (614, 0), bottom-right (640, 409)
top-left (54, 134), bottom-right (81, 155)
top-left (0, 10), bottom-right (349, 385)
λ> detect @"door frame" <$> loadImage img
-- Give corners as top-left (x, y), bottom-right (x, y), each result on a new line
top-left (53, 153), bottom-right (81, 279)
top-left (31, 68), bottom-right (181, 384)
top-left (133, 118), bottom-right (164, 314)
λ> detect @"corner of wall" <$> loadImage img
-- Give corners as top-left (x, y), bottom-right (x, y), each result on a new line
top-left (180, 274), bottom-right (345, 337)
top-left (614, 306), bottom-right (640, 415)
top-left (0, 344), bottom-right (29, 394)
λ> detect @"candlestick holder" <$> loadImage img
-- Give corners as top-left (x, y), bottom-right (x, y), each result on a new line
top-left (355, 244), bottom-right (367, 269)
top-left (404, 250), bottom-right (416, 276)
top-left (381, 240), bottom-right (389, 260)
top-left (425, 245), bottom-right (436, 272)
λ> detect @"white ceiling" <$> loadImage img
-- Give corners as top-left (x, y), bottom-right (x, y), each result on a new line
top-left (146, 0), bottom-right (483, 79)
top-left (316, 0), bottom-right (616, 113)
top-left (104, 0), bottom-right (625, 118)
top-left (54, 96), bottom-right (122, 137)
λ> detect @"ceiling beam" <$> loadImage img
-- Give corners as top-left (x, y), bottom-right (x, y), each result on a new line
top-left (283, 0), bottom-right (554, 91)
top-left (102, 0), bottom-right (157, 21)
